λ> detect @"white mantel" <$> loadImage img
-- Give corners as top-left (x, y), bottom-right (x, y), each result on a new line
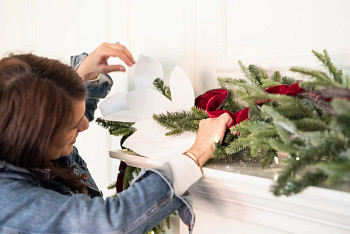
top-left (110, 150), bottom-right (350, 234)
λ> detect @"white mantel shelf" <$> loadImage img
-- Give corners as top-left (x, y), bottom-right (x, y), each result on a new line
top-left (110, 150), bottom-right (350, 234)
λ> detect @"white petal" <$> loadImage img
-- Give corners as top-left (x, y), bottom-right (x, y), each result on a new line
top-left (168, 66), bottom-right (195, 111)
top-left (132, 119), bottom-right (168, 138)
top-left (102, 110), bottom-right (140, 122)
top-left (133, 55), bottom-right (164, 90)
top-left (123, 119), bottom-right (196, 158)
top-left (146, 135), bottom-right (196, 164)
top-left (99, 92), bottom-right (128, 117)
top-left (126, 88), bottom-right (172, 120)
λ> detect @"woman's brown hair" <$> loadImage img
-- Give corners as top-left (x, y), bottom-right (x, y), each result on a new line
top-left (0, 53), bottom-right (87, 193)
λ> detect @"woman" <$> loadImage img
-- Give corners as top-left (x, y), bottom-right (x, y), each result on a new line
top-left (0, 42), bottom-right (232, 233)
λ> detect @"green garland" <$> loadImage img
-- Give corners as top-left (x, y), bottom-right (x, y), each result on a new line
top-left (97, 49), bottom-right (350, 201)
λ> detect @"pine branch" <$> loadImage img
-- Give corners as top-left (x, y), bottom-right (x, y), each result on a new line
top-left (274, 126), bottom-right (292, 145)
top-left (294, 118), bottom-right (328, 132)
top-left (225, 138), bottom-right (249, 155)
top-left (261, 105), bottom-right (299, 136)
top-left (217, 77), bottom-right (251, 96)
top-left (317, 159), bottom-right (350, 184)
top-left (312, 50), bottom-right (343, 84)
top-left (271, 71), bottom-right (281, 82)
top-left (260, 149), bottom-right (276, 168)
top-left (107, 182), bottom-right (116, 190)
top-left (96, 118), bottom-right (136, 137)
top-left (291, 67), bottom-right (338, 86)
top-left (344, 75), bottom-right (350, 89)
top-left (222, 90), bottom-right (243, 113)
top-left (275, 102), bottom-right (314, 120)
top-left (267, 138), bottom-right (299, 154)
top-left (191, 106), bottom-right (209, 119)
top-left (330, 99), bottom-right (350, 141)
top-left (261, 79), bottom-right (282, 90)
top-left (271, 128), bottom-right (348, 196)
top-left (153, 78), bottom-right (171, 100)
top-left (247, 64), bottom-right (265, 86)
top-left (300, 97), bottom-right (325, 116)
top-left (291, 50), bottom-right (345, 88)
top-left (217, 77), bottom-right (247, 88)
top-left (240, 92), bottom-right (295, 107)
top-left (299, 79), bottom-right (342, 90)
top-left (153, 108), bottom-right (208, 136)
top-left (331, 98), bottom-right (350, 116)
top-left (239, 61), bottom-right (258, 86)
top-left (232, 120), bottom-right (271, 136)
top-left (123, 166), bottom-right (141, 190)
top-left (281, 76), bottom-right (296, 85)
top-left (272, 170), bottom-right (328, 196)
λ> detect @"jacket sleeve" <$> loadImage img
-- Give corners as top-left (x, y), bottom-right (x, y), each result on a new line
top-left (0, 165), bottom-right (195, 234)
top-left (70, 53), bottom-right (114, 122)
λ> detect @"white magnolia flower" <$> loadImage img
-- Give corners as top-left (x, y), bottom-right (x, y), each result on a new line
top-left (99, 55), bottom-right (196, 163)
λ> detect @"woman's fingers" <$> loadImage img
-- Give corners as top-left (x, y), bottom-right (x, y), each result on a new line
top-left (187, 114), bottom-right (233, 166)
top-left (100, 43), bottom-right (135, 67)
top-left (77, 42), bottom-right (135, 80)
top-left (107, 43), bottom-right (136, 65)
top-left (99, 64), bottom-right (126, 74)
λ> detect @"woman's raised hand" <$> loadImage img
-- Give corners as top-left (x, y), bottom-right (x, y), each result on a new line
top-left (77, 42), bottom-right (136, 81)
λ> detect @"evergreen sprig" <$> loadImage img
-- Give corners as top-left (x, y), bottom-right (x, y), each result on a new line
top-left (290, 50), bottom-right (346, 89)
top-left (312, 50), bottom-right (343, 84)
top-left (96, 118), bottom-right (136, 136)
top-left (153, 107), bottom-right (208, 136)
top-left (153, 77), bottom-right (171, 100)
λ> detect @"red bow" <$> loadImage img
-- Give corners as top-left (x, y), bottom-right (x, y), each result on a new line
top-left (195, 89), bottom-right (238, 128)
top-left (195, 83), bottom-right (305, 128)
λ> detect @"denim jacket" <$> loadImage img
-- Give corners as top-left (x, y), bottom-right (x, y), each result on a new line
top-left (0, 54), bottom-right (195, 233)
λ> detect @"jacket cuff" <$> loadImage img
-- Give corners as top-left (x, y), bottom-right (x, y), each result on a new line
top-left (84, 73), bottom-right (113, 88)
top-left (167, 155), bottom-right (203, 195)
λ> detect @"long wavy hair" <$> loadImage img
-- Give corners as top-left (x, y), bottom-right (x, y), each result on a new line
top-left (0, 53), bottom-right (87, 193)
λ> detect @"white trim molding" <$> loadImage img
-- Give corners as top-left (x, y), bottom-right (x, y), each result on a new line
top-left (110, 150), bottom-right (350, 234)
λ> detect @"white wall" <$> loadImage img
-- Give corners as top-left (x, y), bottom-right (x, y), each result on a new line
top-left (1, 0), bottom-right (350, 199)
top-left (0, 0), bottom-right (126, 197)
top-left (0, 0), bottom-right (188, 197)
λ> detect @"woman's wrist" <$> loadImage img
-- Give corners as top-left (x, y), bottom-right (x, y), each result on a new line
top-left (77, 69), bottom-right (99, 81)
top-left (184, 148), bottom-right (210, 168)
top-left (182, 152), bottom-right (201, 168)
top-left (76, 62), bottom-right (99, 81)
top-left (83, 72), bottom-right (99, 81)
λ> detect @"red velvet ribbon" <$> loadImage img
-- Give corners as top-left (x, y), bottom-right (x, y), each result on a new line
top-left (195, 89), bottom-right (239, 127)
top-left (265, 83), bottom-right (305, 96)
top-left (194, 83), bottom-right (305, 128)
top-left (116, 161), bottom-right (127, 193)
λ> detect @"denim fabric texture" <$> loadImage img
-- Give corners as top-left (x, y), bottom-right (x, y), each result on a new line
top-left (71, 53), bottom-right (114, 122)
top-left (0, 53), bottom-right (195, 233)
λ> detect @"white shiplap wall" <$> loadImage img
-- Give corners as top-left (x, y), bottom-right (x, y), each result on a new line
top-left (1, 1), bottom-right (350, 232)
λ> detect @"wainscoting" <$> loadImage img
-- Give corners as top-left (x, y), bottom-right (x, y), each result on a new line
top-left (110, 150), bottom-right (350, 234)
